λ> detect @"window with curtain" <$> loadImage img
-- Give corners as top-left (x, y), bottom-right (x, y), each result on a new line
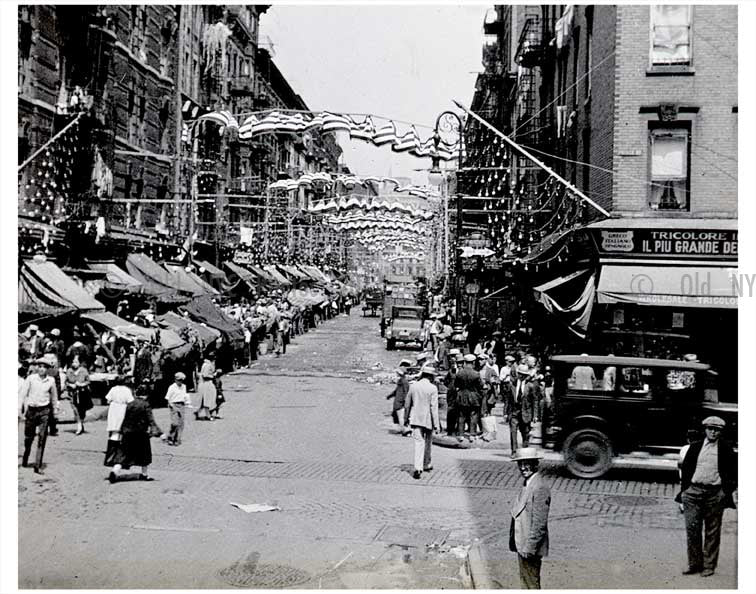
top-left (650, 5), bottom-right (691, 65)
top-left (649, 128), bottom-right (689, 210)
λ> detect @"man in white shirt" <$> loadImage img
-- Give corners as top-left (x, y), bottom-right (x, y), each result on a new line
top-left (165, 372), bottom-right (191, 446)
top-left (19, 359), bottom-right (59, 473)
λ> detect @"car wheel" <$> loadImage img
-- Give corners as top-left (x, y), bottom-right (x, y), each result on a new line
top-left (386, 339), bottom-right (396, 351)
top-left (563, 428), bottom-right (613, 479)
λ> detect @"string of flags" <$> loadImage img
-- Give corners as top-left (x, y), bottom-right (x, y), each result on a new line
top-left (308, 196), bottom-right (434, 220)
top-left (184, 109), bottom-right (463, 161)
top-left (269, 172), bottom-right (438, 199)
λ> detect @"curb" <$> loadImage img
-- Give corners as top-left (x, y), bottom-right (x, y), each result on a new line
top-left (466, 541), bottom-right (495, 590)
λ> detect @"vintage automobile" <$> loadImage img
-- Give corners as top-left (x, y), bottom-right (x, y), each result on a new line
top-left (386, 305), bottom-right (426, 350)
top-left (545, 355), bottom-right (737, 478)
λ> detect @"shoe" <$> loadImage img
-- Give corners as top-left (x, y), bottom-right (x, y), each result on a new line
top-left (682, 567), bottom-right (702, 575)
top-left (139, 475), bottom-right (155, 481)
top-left (457, 437), bottom-right (464, 443)
top-left (75, 429), bottom-right (83, 436)
top-left (34, 466), bottom-right (43, 475)
top-left (412, 470), bottom-right (422, 479)
top-left (48, 431), bottom-right (58, 437)
top-left (701, 569), bottom-right (715, 577)
top-left (423, 466), bottom-right (433, 472)
top-left (108, 471), bottom-right (117, 484)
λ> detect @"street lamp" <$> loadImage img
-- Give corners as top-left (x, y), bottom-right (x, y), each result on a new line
top-left (433, 110), bottom-right (464, 319)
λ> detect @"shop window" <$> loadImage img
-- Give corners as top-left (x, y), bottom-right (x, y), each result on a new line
top-left (649, 127), bottom-right (689, 210)
top-left (650, 5), bottom-right (691, 66)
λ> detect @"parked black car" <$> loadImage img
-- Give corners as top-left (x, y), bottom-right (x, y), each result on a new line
top-left (545, 355), bottom-right (737, 478)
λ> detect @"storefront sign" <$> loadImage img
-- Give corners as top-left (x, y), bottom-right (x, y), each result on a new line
top-left (234, 251), bottom-right (253, 265)
top-left (595, 229), bottom-right (737, 260)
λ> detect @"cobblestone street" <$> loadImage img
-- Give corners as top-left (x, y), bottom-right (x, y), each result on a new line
top-left (18, 312), bottom-right (737, 589)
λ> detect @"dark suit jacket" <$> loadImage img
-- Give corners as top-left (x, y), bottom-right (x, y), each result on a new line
top-left (504, 378), bottom-right (539, 423)
top-left (454, 367), bottom-right (484, 407)
top-left (679, 439), bottom-right (737, 508)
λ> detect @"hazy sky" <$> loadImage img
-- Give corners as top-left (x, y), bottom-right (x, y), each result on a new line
top-left (260, 5), bottom-right (489, 183)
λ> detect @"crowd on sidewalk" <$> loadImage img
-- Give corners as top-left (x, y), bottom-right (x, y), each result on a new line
top-left (18, 288), bottom-right (357, 478)
top-left (388, 307), bottom-right (552, 456)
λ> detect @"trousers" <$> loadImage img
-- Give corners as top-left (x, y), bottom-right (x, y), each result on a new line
top-left (509, 414), bottom-right (531, 453)
top-left (412, 426), bottom-right (433, 471)
top-left (457, 405), bottom-right (479, 436)
top-left (682, 484), bottom-right (725, 571)
top-left (23, 405), bottom-right (50, 468)
top-left (168, 403), bottom-right (185, 444)
top-left (517, 554), bottom-right (542, 589)
top-left (446, 405), bottom-right (458, 437)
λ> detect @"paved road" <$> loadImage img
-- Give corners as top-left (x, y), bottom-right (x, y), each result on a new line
top-left (17, 311), bottom-right (737, 589)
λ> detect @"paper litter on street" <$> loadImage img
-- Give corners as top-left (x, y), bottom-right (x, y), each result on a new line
top-left (229, 502), bottom-right (281, 513)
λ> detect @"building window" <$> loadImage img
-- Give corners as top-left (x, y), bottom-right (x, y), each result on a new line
top-left (650, 5), bottom-right (691, 66)
top-left (649, 126), bottom-right (690, 210)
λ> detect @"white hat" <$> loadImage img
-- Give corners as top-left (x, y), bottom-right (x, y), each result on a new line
top-left (420, 365), bottom-right (436, 376)
top-left (463, 353), bottom-right (476, 363)
top-left (511, 447), bottom-right (544, 461)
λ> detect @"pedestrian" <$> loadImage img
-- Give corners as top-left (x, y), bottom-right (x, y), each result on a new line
top-left (65, 355), bottom-right (92, 435)
top-left (387, 364), bottom-right (411, 435)
top-left (676, 429), bottom-right (700, 513)
top-left (443, 351), bottom-right (463, 437)
top-left (109, 382), bottom-right (162, 483)
top-left (213, 369), bottom-right (226, 419)
top-left (454, 353), bottom-right (484, 442)
top-left (165, 372), bottom-right (192, 445)
top-left (194, 355), bottom-right (218, 420)
top-left (103, 376), bottom-right (135, 471)
top-left (404, 365), bottom-right (440, 479)
top-left (40, 352), bottom-right (61, 437)
top-left (505, 364), bottom-right (538, 456)
top-left (509, 447), bottom-right (551, 589)
top-left (19, 358), bottom-right (60, 474)
top-left (679, 416), bottom-right (737, 577)
top-left (344, 296), bottom-right (352, 315)
top-left (18, 364), bottom-right (28, 420)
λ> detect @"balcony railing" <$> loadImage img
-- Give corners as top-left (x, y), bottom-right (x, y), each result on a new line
top-left (515, 15), bottom-right (548, 68)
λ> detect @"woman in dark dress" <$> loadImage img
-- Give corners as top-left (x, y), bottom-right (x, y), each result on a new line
top-left (108, 384), bottom-right (161, 483)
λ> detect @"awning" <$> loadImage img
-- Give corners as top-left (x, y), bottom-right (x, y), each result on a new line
top-left (263, 265), bottom-right (292, 286)
top-left (181, 295), bottom-right (245, 349)
top-left (248, 264), bottom-right (275, 284)
top-left (157, 311), bottom-right (221, 346)
top-left (164, 264), bottom-right (219, 296)
top-left (533, 270), bottom-right (596, 338)
top-left (125, 253), bottom-right (182, 297)
top-left (82, 310), bottom-right (187, 351)
top-left (597, 265), bottom-right (738, 309)
top-left (19, 257), bottom-right (105, 313)
top-left (225, 261), bottom-right (257, 285)
top-left (87, 261), bottom-right (143, 293)
top-left (195, 259), bottom-right (227, 281)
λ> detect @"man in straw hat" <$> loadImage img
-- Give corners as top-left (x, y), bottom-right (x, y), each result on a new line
top-left (509, 447), bottom-right (551, 589)
top-left (505, 363), bottom-right (539, 457)
top-left (404, 365), bottom-right (439, 479)
top-left (679, 416), bottom-right (737, 577)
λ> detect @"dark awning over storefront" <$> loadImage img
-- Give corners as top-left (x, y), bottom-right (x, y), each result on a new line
top-left (19, 257), bottom-right (105, 313)
top-left (597, 265), bottom-right (738, 309)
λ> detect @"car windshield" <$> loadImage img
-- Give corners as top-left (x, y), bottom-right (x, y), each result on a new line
top-left (395, 310), bottom-right (421, 319)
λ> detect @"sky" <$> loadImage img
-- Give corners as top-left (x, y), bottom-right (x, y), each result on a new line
top-left (259, 5), bottom-right (490, 184)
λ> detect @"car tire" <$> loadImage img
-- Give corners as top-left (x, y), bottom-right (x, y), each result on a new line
top-left (386, 339), bottom-right (396, 351)
top-left (563, 428), bottom-right (613, 479)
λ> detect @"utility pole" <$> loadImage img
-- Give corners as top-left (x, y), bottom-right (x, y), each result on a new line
top-left (173, 6), bottom-right (186, 234)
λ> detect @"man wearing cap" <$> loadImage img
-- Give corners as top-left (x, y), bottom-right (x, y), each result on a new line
top-left (165, 372), bottom-right (191, 446)
top-left (454, 353), bottom-right (485, 442)
top-left (443, 351), bottom-right (462, 437)
top-left (19, 358), bottom-right (60, 473)
top-left (509, 448), bottom-right (551, 589)
top-left (404, 365), bottom-right (440, 479)
top-left (679, 416), bottom-right (737, 577)
top-left (505, 364), bottom-right (538, 456)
